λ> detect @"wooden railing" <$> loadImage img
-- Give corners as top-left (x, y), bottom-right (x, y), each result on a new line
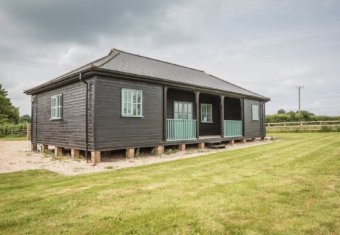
top-left (266, 120), bottom-right (340, 132)
top-left (166, 119), bottom-right (197, 141)
top-left (224, 120), bottom-right (242, 137)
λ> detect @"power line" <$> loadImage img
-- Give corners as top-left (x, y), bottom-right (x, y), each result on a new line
top-left (0, 57), bottom-right (73, 70)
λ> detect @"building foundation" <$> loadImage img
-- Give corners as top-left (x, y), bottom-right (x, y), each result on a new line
top-left (55, 146), bottom-right (63, 156)
top-left (71, 149), bottom-right (80, 158)
top-left (154, 146), bottom-right (164, 155)
top-left (42, 144), bottom-right (48, 152)
top-left (198, 142), bottom-right (205, 149)
top-left (178, 144), bottom-right (186, 151)
top-left (31, 143), bottom-right (37, 151)
top-left (126, 148), bottom-right (135, 158)
top-left (91, 151), bottom-right (101, 163)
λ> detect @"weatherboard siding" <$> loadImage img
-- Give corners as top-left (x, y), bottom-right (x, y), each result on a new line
top-left (199, 94), bottom-right (221, 136)
top-left (244, 99), bottom-right (262, 138)
top-left (260, 102), bottom-right (266, 138)
top-left (30, 75), bottom-right (266, 151)
top-left (31, 101), bottom-right (37, 144)
top-left (224, 97), bottom-right (242, 120)
top-left (32, 79), bottom-right (95, 150)
top-left (166, 89), bottom-right (196, 119)
top-left (94, 76), bottom-right (163, 150)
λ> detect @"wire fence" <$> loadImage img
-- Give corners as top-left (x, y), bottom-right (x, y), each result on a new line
top-left (266, 120), bottom-right (340, 132)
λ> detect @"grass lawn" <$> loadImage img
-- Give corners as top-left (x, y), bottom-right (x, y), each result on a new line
top-left (0, 133), bottom-right (339, 234)
top-left (0, 136), bottom-right (27, 141)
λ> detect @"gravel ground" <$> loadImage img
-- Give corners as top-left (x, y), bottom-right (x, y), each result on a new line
top-left (0, 139), bottom-right (273, 175)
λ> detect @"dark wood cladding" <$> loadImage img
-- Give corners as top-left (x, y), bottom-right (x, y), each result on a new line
top-left (94, 76), bottom-right (163, 150)
top-left (166, 88), bottom-right (196, 119)
top-left (30, 74), bottom-right (267, 151)
top-left (244, 99), bottom-right (262, 138)
top-left (199, 93), bottom-right (220, 136)
top-left (224, 97), bottom-right (241, 120)
top-left (260, 102), bottom-right (266, 138)
top-left (31, 100), bottom-right (37, 143)
top-left (31, 79), bottom-right (95, 150)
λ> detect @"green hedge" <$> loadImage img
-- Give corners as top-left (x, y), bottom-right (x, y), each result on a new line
top-left (266, 110), bottom-right (340, 123)
top-left (0, 123), bottom-right (28, 137)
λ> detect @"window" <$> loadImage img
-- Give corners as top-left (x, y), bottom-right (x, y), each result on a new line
top-left (51, 94), bottom-right (62, 120)
top-left (174, 101), bottom-right (193, 119)
top-left (252, 104), bottom-right (259, 121)
top-left (201, 103), bottom-right (213, 123)
top-left (121, 89), bottom-right (143, 117)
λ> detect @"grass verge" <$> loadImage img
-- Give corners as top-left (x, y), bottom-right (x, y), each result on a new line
top-left (0, 136), bottom-right (27, 141)
top-left (0, 133), bottom-right (339, 234)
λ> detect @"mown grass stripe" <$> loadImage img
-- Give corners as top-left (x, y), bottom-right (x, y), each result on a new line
top-left (0, 133), bottom-right (339, 234)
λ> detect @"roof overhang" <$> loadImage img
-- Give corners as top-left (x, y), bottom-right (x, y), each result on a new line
top-left (24, 67), bottom-right (270, 102)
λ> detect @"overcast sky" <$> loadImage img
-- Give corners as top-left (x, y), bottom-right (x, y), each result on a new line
top-left (0, 0), bottom-right (339, 116)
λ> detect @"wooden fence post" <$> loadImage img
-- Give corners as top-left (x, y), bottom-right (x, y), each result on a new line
top-left (27, 124), bottom-right (31, 141)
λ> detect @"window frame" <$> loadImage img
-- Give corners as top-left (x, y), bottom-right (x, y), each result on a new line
top-left (50, 94), bottom-right (63, 120)
top-left (201, 103), bottom-right (213, 123)
top-left (173, 101), bottom-right (193, 120)
top-left (121, 88), bottom-right (143, 117)
top-left (251, 104), bottom-right (259, 121)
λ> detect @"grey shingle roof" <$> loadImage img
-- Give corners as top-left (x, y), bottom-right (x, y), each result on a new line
top-left (25, 49), bottom-right (269, 100)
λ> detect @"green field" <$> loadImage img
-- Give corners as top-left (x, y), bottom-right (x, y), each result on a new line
top-left (0, 133), bottom-right (339, 234)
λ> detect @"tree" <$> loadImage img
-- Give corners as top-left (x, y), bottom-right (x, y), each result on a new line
top-left (299, 110), bottom-right (315, 121)
top-left (20, 114), bottom-right (31, 123)
top-left (0, 84), bottom-right (19, 124)
top-left (277, 109), bottom-right (286, 114)
top-left (266, 109), bottom-right (332, 123)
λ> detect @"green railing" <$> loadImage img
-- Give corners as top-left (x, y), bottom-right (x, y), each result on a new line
top-left (167, 119), bottom-right (197, 141)
top-left (224, 120), bottom-right (243, 137)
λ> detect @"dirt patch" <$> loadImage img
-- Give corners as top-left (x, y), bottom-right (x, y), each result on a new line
top-left (0, 139), bottom-right (273, 176)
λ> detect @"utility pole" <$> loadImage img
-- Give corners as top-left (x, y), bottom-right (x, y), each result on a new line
top-left (297, 86), bottom-right (304, 114)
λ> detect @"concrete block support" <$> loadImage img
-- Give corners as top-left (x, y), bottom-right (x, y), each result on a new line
top-left (229, 140), bottom-right (235, 146)
top-left (71, 149), bottom-right (80, 158)
top-left (242, 139), bottom-right (247, 144)
top-left (154, 146), bottom-right (164, 155)
top-left (31, 143), bottom-right (37, 151)
top-left (126, 148), bottom-right (135, 158)
top-left (55, 147), bottom-right (63, 156)
top-left (42, 144), bottom-right (48, 152)
top-left (91, 151), bottom-right (101, 163)
top-left (198, 143), bottom-right (205, 149)
top-left (178, 144), bottom-right (186, 151)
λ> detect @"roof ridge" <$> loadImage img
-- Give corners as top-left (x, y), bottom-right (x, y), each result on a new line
top-left (94, 49), bottom-right (120, 67)
top-left (111, 48), bottom-right (205, 73)
top-left (208, 74), bottom-right (268, 99)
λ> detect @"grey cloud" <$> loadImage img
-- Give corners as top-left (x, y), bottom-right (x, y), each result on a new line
top-left (0, 0), bottom-right (182, 44)
top-left (0, 0), bottom-right (340, 116)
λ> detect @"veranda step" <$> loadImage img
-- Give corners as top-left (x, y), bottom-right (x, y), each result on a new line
top-left (207, 144), bottom-right (225, 149)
